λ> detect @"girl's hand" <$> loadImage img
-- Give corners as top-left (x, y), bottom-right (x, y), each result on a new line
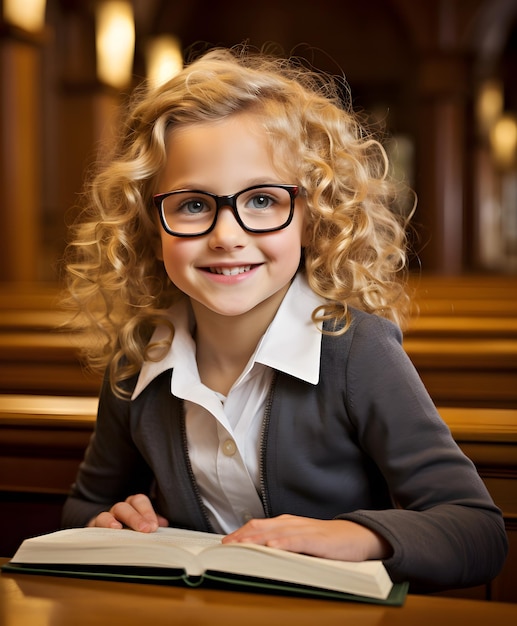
top-left (87, 494), bottom-right (169, 532)
top-left (222, 514), bottom-right (392, 562)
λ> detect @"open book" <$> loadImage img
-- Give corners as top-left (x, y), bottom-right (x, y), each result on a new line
top-left (2, 527), bottom-right (407, 605)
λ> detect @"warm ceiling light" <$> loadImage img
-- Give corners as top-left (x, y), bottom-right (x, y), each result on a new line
top-left (95, 1), bottom-right (135, 89)
top-left (490, 114), bottom-right (517, 169)
top-left (476, 80), bottom-right (504, 137)
top-left (3, 0), bottom-right (47, 32)
top-left (146, 35), bottom-right (183, 88)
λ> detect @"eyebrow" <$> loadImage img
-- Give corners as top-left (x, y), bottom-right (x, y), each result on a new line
top-left (161, 178), bottom-right (288, 193)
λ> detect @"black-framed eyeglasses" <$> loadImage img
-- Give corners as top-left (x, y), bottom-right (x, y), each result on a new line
top-left (153, 184), bottom-right (300, 237)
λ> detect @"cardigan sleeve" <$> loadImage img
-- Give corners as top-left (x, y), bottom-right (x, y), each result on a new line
top-left (61, 374), bottom-right (155, 528)
top-left (335, 313), bottom-right (508, 593)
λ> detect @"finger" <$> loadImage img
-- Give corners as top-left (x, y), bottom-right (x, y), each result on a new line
top-left (124, 494), bottom-right (161, 530)
top-left (157, 514), bottom-right (169, 527)
top-left (127, 494), bottom-right (168, 528)
top-left (109, 500), bottom-right (158, 532)
top-left (223, 516), bottom-right (342, 557)
top-left (88, 511), bottom-right (123, 529)
top-left (125, 493), bottom-right (156, 517)
top-left (223, 516), bottom-right (297, 544)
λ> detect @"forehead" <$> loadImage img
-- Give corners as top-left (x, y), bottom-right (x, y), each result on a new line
top-left (166, 111), bottom-right (266, 149)
top-left (160, 113), bottom-right (294, 189)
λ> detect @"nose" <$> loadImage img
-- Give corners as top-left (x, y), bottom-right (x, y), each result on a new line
top-left (207, 205), bottom-right (247, 249)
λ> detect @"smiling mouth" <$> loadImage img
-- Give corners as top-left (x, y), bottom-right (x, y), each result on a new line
top-left (207, 265), bottom-right (253, 276)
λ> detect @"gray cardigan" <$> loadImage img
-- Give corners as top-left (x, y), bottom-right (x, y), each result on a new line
top-left (62, 308), bottom-right (508, 593)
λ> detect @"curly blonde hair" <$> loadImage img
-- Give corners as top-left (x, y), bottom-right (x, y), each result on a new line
top-left (63, 46), bottom-right (412, 396)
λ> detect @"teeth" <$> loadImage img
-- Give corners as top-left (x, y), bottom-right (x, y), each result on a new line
top-left (209, 265), bottom-right (252, 276)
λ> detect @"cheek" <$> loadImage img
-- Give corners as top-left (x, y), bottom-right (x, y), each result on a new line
top-left (160, 238), bottom-right (190, 283)
top-left (264, 229), bottom-right (305, 269)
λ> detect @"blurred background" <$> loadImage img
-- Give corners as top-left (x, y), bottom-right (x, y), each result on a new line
top-left (2, 0), bottom-right (517, 282)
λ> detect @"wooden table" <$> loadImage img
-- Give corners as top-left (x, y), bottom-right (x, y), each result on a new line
top-left (1, 563), bottom-right (517, 626)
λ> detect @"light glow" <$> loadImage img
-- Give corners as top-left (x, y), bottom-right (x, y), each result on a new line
top-left (3, 0), bottom-right (47, 32)
top-left (490, 114), bottom-right (517, 169)
top-left (95, 1), bottom-right (135, 89)
top-left (476, 80), bottom-right (504, 136)
top-left (146, 35), bottom-right (183, 88)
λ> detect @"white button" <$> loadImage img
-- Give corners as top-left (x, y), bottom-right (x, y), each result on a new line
top-left (222, 439), bottom-right (237, 456)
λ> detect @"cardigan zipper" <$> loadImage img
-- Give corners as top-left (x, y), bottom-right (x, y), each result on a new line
top-left (258, 371), bottom-right (278, 519)
top-left (179, 401), bottom-right (214, 532)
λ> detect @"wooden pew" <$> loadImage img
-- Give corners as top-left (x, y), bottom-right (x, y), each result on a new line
top-left (0, 395), bottom-right (97, 558)
top-left (408, 274), bottom-right (517, 316)
top-left (1, 331), bottom-right (515, 405)
top-left (403, 275), bottom-right (517, 408)
top-left (402, 336), bottom-right (517, 407)
top-left (0, 283), bottom-right (101, 395)
top-left (0, 331), bottom-right (101, 395)
top-left (0, 275), bottom-right (516, 402)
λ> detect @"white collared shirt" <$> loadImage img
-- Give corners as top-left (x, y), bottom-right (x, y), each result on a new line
top-left (132, 273), bottom-right (324, 533)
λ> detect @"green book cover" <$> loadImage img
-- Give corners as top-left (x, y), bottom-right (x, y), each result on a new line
top-left (1, 561), bottom-right (409, 606)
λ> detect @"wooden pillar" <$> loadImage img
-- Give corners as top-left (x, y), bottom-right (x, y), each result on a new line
top-left (56, 86), bottom-right (122, 230)
top-left (0, 25), bottom-right (45, 282)
top-left (415, 52), bottom-right (469, 274)
top-left (44, 3), bottom-right (126, 274)
top-left (390, 0), bottom-right (481, 274)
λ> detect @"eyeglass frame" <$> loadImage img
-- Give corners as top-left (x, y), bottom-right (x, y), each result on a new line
top-left (153, 183), bottom-right (300, 237)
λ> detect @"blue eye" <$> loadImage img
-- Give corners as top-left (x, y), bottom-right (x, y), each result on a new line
top-left (248, 194), bottom-right (274, 210)
top-left (175, 198), bottom-right (212, 215)
top-left (182, 200), bottom-right (207, 214)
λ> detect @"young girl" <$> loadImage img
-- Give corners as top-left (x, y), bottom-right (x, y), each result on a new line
top-left (62, 47), bottom-right (507, 593)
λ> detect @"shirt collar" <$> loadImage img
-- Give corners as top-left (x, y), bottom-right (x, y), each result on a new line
top-left (131, 298), bottom-right (191, 399)
top-left (253, 273), bottom-right (323, 384)
top-left (131, 273), bottom-right (324, 400)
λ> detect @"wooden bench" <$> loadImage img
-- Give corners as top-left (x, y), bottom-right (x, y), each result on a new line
top-left (0, 283), bottom-right (99, 395)
top-left (3, 325), bottom-right (516, 404)
top-left (403, 337), bottom-right (517, 407)
top-left (1, 275), bottom-right (517, 403)
top-left (1, 331), bottom-right (515, 405)
top-left (404, 275), bottom-right (517, 407)
top-left (0, 331), bottom-right (101, 395)
top-left (0, 395), bottom-right (97, 558)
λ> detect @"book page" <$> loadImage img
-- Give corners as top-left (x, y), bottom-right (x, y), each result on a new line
top-left (12, 527), bottom-right (225, 576)
top-left (199, 542), bottom-right (392, 599)
top-left (147, 527), bottom-right (225, 555)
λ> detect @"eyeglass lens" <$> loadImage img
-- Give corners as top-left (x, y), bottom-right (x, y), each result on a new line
top-left (159, 186), bottom-right (294, 235)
